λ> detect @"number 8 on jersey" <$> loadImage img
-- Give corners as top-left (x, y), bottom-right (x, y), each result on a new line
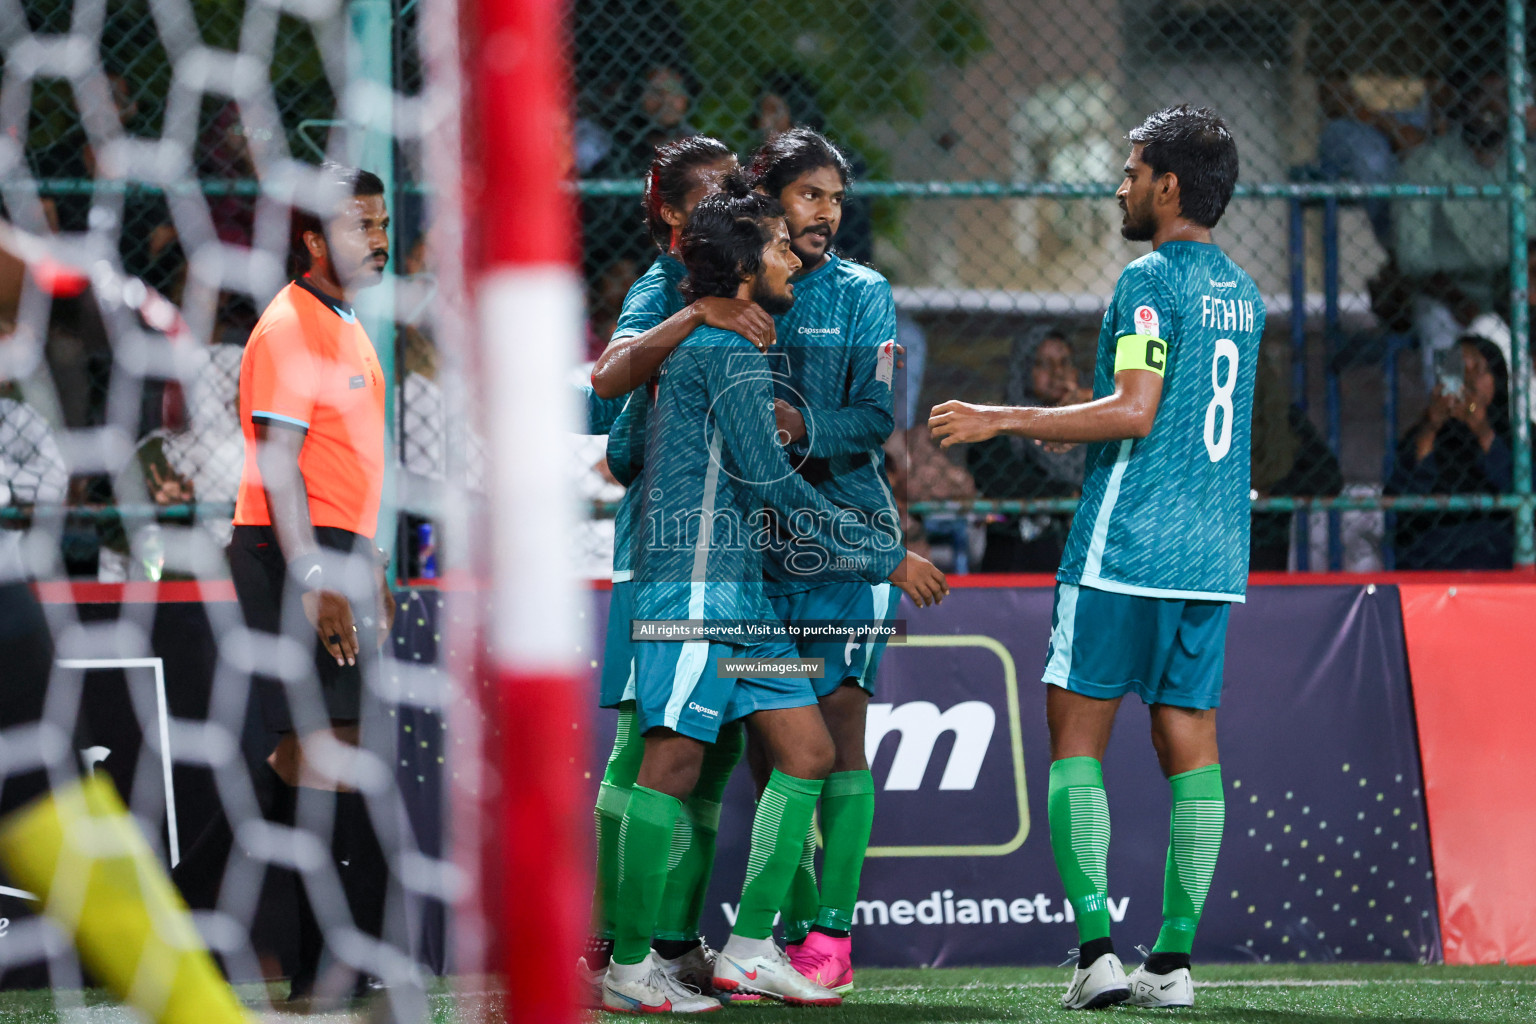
top-left (1058, 241), bottom-right (1265, 603)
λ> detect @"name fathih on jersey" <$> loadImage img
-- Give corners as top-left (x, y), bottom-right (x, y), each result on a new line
top-left (1057, 241), bottom-right (1266, 602)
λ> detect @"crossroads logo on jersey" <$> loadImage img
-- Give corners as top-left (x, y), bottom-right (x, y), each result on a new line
top-left (700, 349), bottom-right (808, 487)
top-left (865, 636), bottom-right (1028, 857)
top-left (876, 339), bottom-right (895, 387)
top-left (1134, 304), bottom-right (1161, 339)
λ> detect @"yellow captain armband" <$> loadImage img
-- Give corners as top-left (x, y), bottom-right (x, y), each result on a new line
top-left (1114, 334), bottom-right (1168, 376)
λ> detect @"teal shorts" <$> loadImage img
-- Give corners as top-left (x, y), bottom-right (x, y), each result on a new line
top-left (599, 580), bottom-right (637, 709)
top-left (633, 638), bottom-right (813, 742)
top-left (770, 582), bottom-right (902, 698)
top-left (1041, 583), bottom-right (1230, 710)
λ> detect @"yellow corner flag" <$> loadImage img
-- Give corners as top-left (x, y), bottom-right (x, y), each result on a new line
top-left (0, 776), bottom-right (256, 1024)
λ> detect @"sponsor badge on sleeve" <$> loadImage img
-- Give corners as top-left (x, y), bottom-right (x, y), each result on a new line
top-left (876, 339), bottom-right (895, 387)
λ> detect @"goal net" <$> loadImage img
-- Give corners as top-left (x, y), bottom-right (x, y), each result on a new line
top-left (0, 0), bottom-right (584, 1019)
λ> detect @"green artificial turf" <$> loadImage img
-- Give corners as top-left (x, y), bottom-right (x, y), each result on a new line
top-left (0, 964), bottom-right (1531, 1022)
top-left (594, 963), bottom-right (1536, 1024)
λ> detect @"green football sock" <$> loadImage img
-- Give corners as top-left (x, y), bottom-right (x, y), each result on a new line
top-left (781, 820), bottom-right (818, 943)
top-left (815, 769), bottom-right (875, 932)
top-left (1152, 763), bottom-right (1225, 956)
top-left (1047, 756), bottom-right (1112, 944)
top-left (590, 707), bottom-right (642, 939)
top-left (735, 770), bottom-right (823, 941)
top-left (654, 723), bottom-right (742, 941)
top-left (611, 785), bottom-right (682, 965)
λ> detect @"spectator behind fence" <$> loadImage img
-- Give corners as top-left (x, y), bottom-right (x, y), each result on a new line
top-left (0, 384), bottom-right (70, 517)
top-left (1313, 72), bottom-right (1434, 247)
top-left (885, 425), bottom-right (976, 562)
top-left (617, 63), bottom-right (699, 177)
top-left (967, 325), bottom-right (1090, 572)
top-left (581, 65), bottom-right (699, 297)
top-left (196, 101), bottom-right (258, 247)
top-left (757, 69), bottom-right (826, 138)
top-left (1387, 333), bottom-right (1514, 569)
top-left (0, 377), bottom-right (71, 570)
top-left (146, 343), bottom-right (244, 506)
top-left (104, 343), bottom-right (244, 581)
top-left (1391, 72), bottom-right (1534, 388)
top-left (1249, 344), bottom-right (1343, 571)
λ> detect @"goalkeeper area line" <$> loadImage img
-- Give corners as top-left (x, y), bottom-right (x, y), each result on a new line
top-left (0, 964), bottom-right (1531, 1023)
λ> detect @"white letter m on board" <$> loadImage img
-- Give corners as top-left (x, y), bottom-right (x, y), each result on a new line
top-left (865, 701), bottom-right (995, 791)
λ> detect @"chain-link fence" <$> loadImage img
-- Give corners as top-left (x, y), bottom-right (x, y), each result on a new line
top-left (6, 0), bottom-right (1535, 578)
top-left (574, 0), bottom-right (1535, 575)
top-left (5, 0), bottom-right (458, 580)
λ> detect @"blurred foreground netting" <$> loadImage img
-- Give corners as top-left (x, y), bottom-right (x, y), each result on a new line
top-left (0, 0), bottom-right (480, 1014)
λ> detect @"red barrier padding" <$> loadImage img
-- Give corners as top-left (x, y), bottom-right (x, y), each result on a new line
top-left (953, 570), bottom-right (1536, 590)
top-left (1400, 583), bottom-right (1536, 965)
top-left (587, 570), bottom-right (1536, 592)
top-left (41, 571), bottom-right (1531, 605)
top-left (31, 580), bottom-right (237, 605)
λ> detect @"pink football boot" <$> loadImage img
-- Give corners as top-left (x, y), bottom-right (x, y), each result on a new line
top-left (786, 931), bottom-right (854, 993)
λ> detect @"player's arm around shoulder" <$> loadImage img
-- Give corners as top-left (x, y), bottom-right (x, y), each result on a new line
top-left (590, 293), bottom-right (774, 400)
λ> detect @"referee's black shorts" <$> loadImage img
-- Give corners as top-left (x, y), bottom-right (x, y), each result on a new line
top-left (227, 525), bottom-right (380, 734)
top-left (0, 581), bottom-right (56, 816)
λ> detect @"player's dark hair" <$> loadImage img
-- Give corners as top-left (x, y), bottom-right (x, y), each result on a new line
top-left (746, 126), bottom-right (852, 198)
top-left (678, 173), bottom-right (784, 301)
top-left (642, 135), bottom-right (734, 253)
top-left (288, 162), bottom-right (387, 278)
top-left (1128, 105), bottom-right (1238, 228)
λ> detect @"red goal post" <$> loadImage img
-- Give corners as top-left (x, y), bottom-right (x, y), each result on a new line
top-left (450, 0), bottom-right (588, 1021)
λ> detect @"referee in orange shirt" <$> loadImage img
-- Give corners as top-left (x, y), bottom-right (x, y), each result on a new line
top-left (174, 162), bottom-right (399, 1004)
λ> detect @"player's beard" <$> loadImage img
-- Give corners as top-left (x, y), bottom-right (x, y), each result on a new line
top-left (790, 224), bottom-right (833, 265)
top-left (752, 275), bottom-right (794, 316)
top-left (1120, 194), bottom-right (1156, 242)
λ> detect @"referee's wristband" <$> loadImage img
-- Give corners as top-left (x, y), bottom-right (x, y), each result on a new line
top-left (290, 553), bottom-right (325, 592)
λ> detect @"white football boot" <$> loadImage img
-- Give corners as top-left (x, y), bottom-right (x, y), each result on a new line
top-left (712, 937), bottom-right (842, 1006)
top-left (1060, 950), bottom-right (1130, 1010)
top-left (656, 940), bottom-right (718, 997)
top-left (1126, 961), bottom-right (1195, 1008)
top-left (576, 955), bottom-right (607, 1009)
top-left (602, 953), bottom-right (721, 1014)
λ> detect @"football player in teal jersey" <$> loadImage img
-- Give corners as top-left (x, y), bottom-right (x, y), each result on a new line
top-left (602, 180), bottom-right (946, 1012)
top-left (742, 128), bottom-right (912, 993)
top-left (580, 136), bottom-right (779, 1002)
top-left (931, 105), bottom-right (1260, 1011)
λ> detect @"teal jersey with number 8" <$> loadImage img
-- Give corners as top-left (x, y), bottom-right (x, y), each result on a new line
top-left (1058, 240), bottom-right (1265, 602)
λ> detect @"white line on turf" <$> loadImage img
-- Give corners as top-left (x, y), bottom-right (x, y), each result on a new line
top-left (860, 978), bottom-right (1536, 991)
